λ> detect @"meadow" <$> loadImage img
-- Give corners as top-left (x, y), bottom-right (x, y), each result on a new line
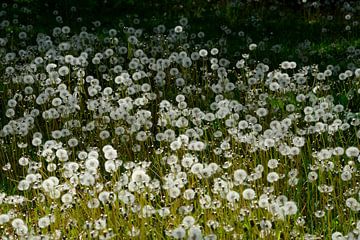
top-left (0, 0), bottom-right (360, 239)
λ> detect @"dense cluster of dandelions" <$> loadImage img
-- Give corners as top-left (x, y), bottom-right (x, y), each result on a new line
top-left (0, 1), bottom-right (360, 239)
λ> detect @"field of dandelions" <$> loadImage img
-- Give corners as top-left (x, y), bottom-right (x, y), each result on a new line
top-left (1, 0), bottom-right (360, 239)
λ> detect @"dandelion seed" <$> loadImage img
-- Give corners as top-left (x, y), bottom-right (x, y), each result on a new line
top-left (249, 43), bottom-right (257, 51)
top-left (18, 180), bottom-right (30, 191)
top-left (80, 173), bottom-right (95, 186)
top-left (168, 187), bottom-right (181, 198)
top-left (18, 157), bottom-right (29, 166)
top-left (256, 107), bottom-right (268, 117)
top-left (61, 26), bottom-right (71, 34)
top-left (172, 227), bottom-right (186, 239)
top-left (199, 49), bottom-right (208, 57)
top-left (267, 159), bottom-right (278, 169)
top-left (174, 25), bottom-right (183, 33)
top-left (234, 169), bottom-right (247, 184)
top-left (331, 232), bottom-right (344, 240)
top-left (7, 99), bottom-right (17, 108)
top-left (289, 61), bottom-right (297, 69)
top-left (38, 216), bottom-right (51, 228)
top-left (131, 169), bottom-right (150, 184)
top-left (190, 163), bottom-right (203, 175)
top-left (258, 195), bottom-right (269, 208)
top-left (333, 147), bottom-right (344, 156)
top-left (188, 226), bottom-right (202, 240)
top-left (58, 66), bottom-right (69, 76)
top-left (183, 189), bottom-right (196, 200)
top-left (280, 61), bottom-right (290, 69)
top-left (267, 172), bottom-right (279, 183)
top-left (56, 149), bottom-right (68, 161)
top-left (211, 48), bottom-right (219, 55)
top-left (346, 198), bottom-right (360, 211)
top-left (242, 188), bottom-right (256, 200)
top-left (31, 137), bottom-right (42, 147)
top-left (170, 140), bottom-right (182, 151)
top-left (61, 193), bottom-right (73, 204)
top-left (51, 130), bottom-right (62, 139)
top-left (292, 136), bottom-right (305, 147)
top-left (316, 72), bottom-right (325, 80)
top-left (339, 73), bottom-right (347, 80)
top-left (99, 130), bottom-right (110, 140)
top-left (182, 216), bottom-right (196, 229)
top-left (264, 138), bottom-right (275, 148)
top-left (68, 138), bottom-right (78, 147)
top-left (345, 70), bottom-right (353, 78)
top-left (238, 120), bottom-right (248, 130)
top-left (226, 190), bottom-right (240, 203)
top-left (158, 207), bottom-right (170, 217)
top-left (105, 160), bottom-right (117, 172)
top-left (0, 214), bottom-right (10, 224)
top-left (346, 146), bottom-right (359, 158)
top-left (11, 218), bottom-right (25, 229)
top-left (341, 171), bottom-right (352, 181)
top-left (98, 191), bottom-right (110, 204)
top-left (283, 201), bottom-right (298, 215)
top-left (314, 210), bottom-right (325, 218)
top-left (269, 82), bottom-right (280, 91)
top-left (85, 158), bottom-right (99, 169)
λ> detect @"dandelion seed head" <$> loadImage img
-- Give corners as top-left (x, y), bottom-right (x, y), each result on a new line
top-left (242, 188), bottom-right (256, 200)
